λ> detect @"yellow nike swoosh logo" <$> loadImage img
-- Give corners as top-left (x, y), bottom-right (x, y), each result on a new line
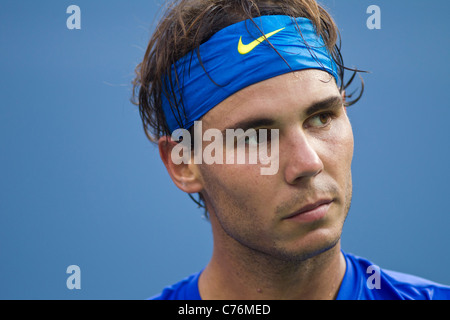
top-left (238, 27), bottom-right (285, 55)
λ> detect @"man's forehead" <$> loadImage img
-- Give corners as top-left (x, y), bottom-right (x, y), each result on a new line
top-left (200, 70), bottom-right (341, 129)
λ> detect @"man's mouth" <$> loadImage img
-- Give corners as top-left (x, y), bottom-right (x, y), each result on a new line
top-left (283, 199), bottom-right (334, 222)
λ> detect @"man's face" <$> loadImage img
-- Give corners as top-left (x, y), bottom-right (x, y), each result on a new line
top-left (195, 70), bottom-right (354, 261)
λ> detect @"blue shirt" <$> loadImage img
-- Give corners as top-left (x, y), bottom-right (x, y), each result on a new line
top-left (151, 251), bottom-right (450, 300)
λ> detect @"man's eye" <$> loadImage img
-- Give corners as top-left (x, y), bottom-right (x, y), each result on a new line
top-left (243, 129), bottom-right (271, 146)
top-left (307, 112), bottom-right (333, 128)
top-left (244, 134), bottom-right (258, 146)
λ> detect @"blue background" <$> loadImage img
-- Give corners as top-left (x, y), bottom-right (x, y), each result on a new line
top-left (1, 0), bottom-right (449, 299)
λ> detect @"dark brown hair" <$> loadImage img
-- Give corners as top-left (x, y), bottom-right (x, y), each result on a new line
top-left (132, 0), bottom-right (365, 216)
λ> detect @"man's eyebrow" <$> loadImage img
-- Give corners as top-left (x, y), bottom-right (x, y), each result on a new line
top-left (222, 118), bottom-right (276, 135)
top-left (305, 95), bottom-right (344, 117)
top-left (220, 95), bottom-right (343, 134)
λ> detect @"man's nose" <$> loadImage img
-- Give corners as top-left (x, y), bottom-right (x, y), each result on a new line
top-left (283, 129), bottom-right (324, 185)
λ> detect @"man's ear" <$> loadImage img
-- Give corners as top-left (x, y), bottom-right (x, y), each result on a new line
top-left (158, 136), bottom-right (203, 194)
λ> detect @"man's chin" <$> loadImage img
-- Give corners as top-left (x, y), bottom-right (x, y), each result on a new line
top-left (269, 233), bottom-right (342, 263)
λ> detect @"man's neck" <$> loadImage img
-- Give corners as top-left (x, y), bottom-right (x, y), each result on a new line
top-left (198, 239), bottom-right (346, 300)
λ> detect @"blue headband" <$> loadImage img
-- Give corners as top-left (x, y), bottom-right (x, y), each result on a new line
top-left (162, 15), bottom-right (338, 133)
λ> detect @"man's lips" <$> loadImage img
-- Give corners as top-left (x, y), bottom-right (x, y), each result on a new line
top-left (283, 199), bottom-right (334, 220)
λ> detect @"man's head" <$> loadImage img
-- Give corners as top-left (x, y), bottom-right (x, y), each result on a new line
top-left (133, 0), bottom-right (362, 261)
top-left (191, 69), bottom-right (353, 262)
